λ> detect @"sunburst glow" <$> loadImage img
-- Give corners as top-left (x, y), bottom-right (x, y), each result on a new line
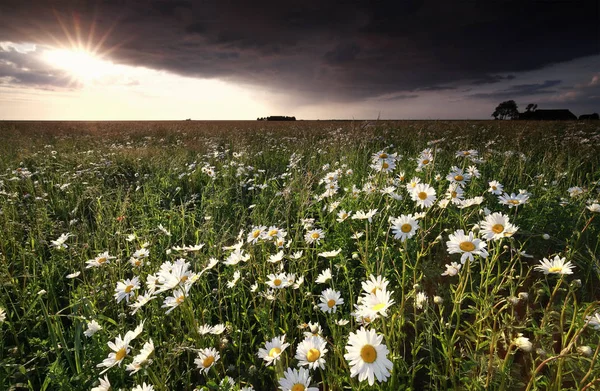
top-left (43, 48), bottom-right (116, 84)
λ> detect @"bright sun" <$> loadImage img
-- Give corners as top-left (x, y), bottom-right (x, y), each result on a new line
top-left (44, 48), bottom-right (116, 84)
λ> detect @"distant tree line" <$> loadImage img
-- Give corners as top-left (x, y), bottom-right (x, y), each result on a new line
top-left (492, 100), bottom-right (597, 121)
top-left (257, 116), bottom-right (296, 121)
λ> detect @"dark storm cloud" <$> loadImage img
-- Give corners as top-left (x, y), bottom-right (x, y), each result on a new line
top-left (470, 80), bottom-right (563, 100)
top-left (0, 0), bottom-right (597, 100)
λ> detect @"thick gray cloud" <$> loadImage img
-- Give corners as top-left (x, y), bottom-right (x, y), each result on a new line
top-left (470, 80), bottom-right (563, 100)
top-left (0, 0), bottom-right (598, 102)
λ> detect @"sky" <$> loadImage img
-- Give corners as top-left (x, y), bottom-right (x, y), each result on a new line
top-left (0, 0), bottom-right (599, 120)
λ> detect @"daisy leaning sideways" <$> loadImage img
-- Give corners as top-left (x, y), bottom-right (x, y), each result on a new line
top-left (295, 335), bottom-right (328, 370)
top-left (446, 229), bottom-right (488, 263)
top-left (114, 276), bottom-right (140, 303)
top-left (257, 335), bottom-right (290, 366)
top-left (279, 367), bottom-right (319, 391)
top-left (195, 347), bottom-right (220, 374)
top-left (91, 376), bottom-right (111, 391)
top-left (534, 255), bottom-right (575, 275)
top-left (344, 327), bottom-right (394, 385)
top-left (318, 288), bottom-right (344, 313)
top-left (390, 214), bottom-right (419, 241)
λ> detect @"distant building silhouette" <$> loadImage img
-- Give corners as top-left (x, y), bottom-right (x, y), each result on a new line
top-left (518, 109), bottom-right (577, 120)
top-left (578, 113), bottom-right (599, 120)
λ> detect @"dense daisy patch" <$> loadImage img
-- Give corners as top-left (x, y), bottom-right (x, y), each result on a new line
top-left (0, 120), bottom-right (599, 390)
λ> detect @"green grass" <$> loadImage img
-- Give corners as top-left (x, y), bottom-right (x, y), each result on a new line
top-left (0, 120), bottom-right (599, 390)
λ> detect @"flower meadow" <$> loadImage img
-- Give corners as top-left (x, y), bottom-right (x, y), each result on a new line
top-left (0, 120), bottom-right (599, 390)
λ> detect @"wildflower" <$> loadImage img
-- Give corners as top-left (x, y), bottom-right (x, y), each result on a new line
top-left (129, 291), bottom-right (155, 315)
top-left (304, 229), bottom-right (325, 245)
top-left (352, 209), bottom-right (378, 222)
top-left (446, 167), bottom-right (471, 186)
top-left (296, 336), bottom-right (328, 370)
top-left (301, 322), bottom-right (323, 338)
top-left (50, 233), bottom-right (72, 249)
top-left (488, 180), bottom-right (504, 195)
top-left (86, 251), bottom-right (116, 268)
top-left (257, 335), bottom-right (290, 366)
top-left (361, 275), bottom-right (390, 294)
top-left (587, 203), bottom-right (600, 213)
top-left (97, 335), bottom-right (132, 373)
top-left (155, 259), bottom-right (193, 293)
top-left (344, 327), bottom-right (393, 385)
top-left (265, 226), bottom-right (287, 241)
top-left (66, 271), bottom-right (80, 279)
top-left (567, 186), bottom-right (584, 197)
top-left (114, 277), bottom-right (141, 303)
top-left (337, 210), bottom-right (351, 222)
top-left (498, 192), bottom-right (530, 208)
top-left (224, 248), bottom-right (251, 266)
top-left (266, 273), bottom-right (289, 289)
top-left (585, 313), bottom-right (600, 330)
top-left (318, 249), bottom-right (342, 258)
top-left (358, 289), bottom-right (395, 318)
top-left (534, 255), bottom-right (574, 275)
top-left (84, 320), bottom-right (102, 337)
top-left (91, 376), bottom-right (111, 391)
top-left (211, 324), bottom-right (226, 335)
top-left (318, 288), bottom-right (343, 313)
top-left (446, 229), bottom-right (488, 263)
top-left (441, 262), bottom-right (462, 276)
top-left (390, 214), bottom-right (419, 241)
top-left (577, 346), bottom-right (593, 357)
top-left (267, 250), bottom-right (285, 264)
top-left (195, 347), bottom-right (220, 374)
top-left (278, 367), bottom-right (319, 391)
top-left (162, 285), bottom-right (191, 314)
top-left (480, 212), bottom-right (518, 240)
top-left (512, 334), bottom-right (532, 352)
top-left (415, 292), bottom-right (427, 309)
top-left (315, 268), bottom-right (332, 284)
top-left (126, 339), bottom-right (154, 375)
top-left (409, 183), bottom-right (437, 209)
top-left (132, 383), bottom-right (154, 391)
top-left (247, 226), bottom-right (267, 244)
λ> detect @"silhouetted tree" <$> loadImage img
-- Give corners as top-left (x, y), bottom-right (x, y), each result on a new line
top-left (492, 100), bottom-right (519, 120)
top-left (525, 103), bottom-right (538, 112)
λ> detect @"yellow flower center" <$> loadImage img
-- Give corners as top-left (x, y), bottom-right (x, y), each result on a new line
top-left (360, 344), bottom-right (377, 363)
top-left (311, 232), bottom-right (320, 239)
top-left (508, 199), bottom-right (520, 205)
top-left (252, 230), bottom-right (261, 238)
top-left (291, 384), bottom-right (305, 391)
top-left (273, 279), bottom-right (282, 287)
top-left (548, 266), bottom-right (563, 273)
top-left (115, 347), bottom-right (127, 362)
top-left (175, 295), bottom-right (185, 304)
top-left (124, 285), bottom-right (134, 293)
top-left (492, 224), bottom-right (504, 234)
top-left (97, 257), bottom-right (107, 264)
top-left (364, 316), bottom-right (371, 323)
top-left (373, 303), bottom-right (386, 311)
top-left (418, 191), bottom-right (428, 200)
top-left (379, 153), bottom-right (388, 159)
top-left (180, 275), bottom-right (188, 283)
top-left (451, 191), bottom-right (457, 198)
top-left (327, 299), bottom-right (336, 308)
top-left (463, 151), bottom-right (470, 156)
top-left (268, 229), bottom-right (278, 237)
top-left (422, 159), bottom-right (430, 165)
top-left (382, 162), bottom-right (389, 169)
top-left (134, 259), bottom-right (142, 266)
top-left (202, 355), bottom-right (214, 368)
top-left (459, 241), bottom-right (476, 252)
top-left (306, 348), bottom-right (321, 362)
top-left (454, 175), bottom-right (464, 181)
top-left (491, 186), bottom-right (497, 190)
top-left (401, 223), bottom-right (412, 233)
top-left (268, 347), bottom-right (281, 357)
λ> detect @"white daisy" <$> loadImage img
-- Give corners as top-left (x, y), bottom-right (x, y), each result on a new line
top-left (390, 214), bottom-right (419, 241)
top-left (295, 336), bottom-right (328, 370)
top-left (195, 347), bottom-right (220, 374)
top-left (480, 212), bottom-right (518, 240)
top-left (278, 367), bottom-right (319, 391)
top-left (344, 327), bottom-right (393, 385)
top-left (534, 255), bottom-right (574, 275)
top-left (257, 335), bottom-right (290, 366)
top-left (446, 229), bottom-right (488, 263)
top-left (114, 277), bottom-right (141, 303)
top-left (84, 320), bottom-right (102, 337)
top-left (318, 288), bottom-right (343, 313)
top-left (315, 268), bottom-right (332, 284)
top-left (409, 183), bottom-right (437, 209)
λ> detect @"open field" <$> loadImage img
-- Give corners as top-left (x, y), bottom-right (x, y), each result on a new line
top-left (0, 120), bottom-right (599, 390)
